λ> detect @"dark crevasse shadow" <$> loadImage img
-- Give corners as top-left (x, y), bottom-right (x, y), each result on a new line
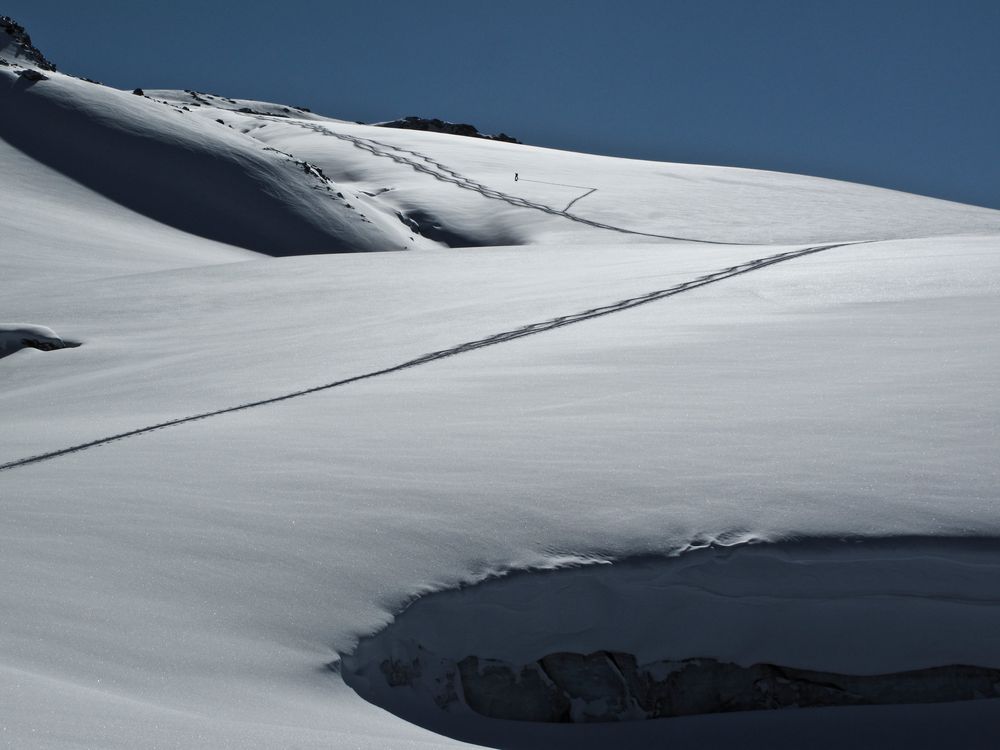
top-left (339, 537), bottom-right (1000, 749)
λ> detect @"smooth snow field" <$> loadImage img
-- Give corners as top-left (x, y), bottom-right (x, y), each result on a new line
top-left (2, 38), bottom-right (1000, 749)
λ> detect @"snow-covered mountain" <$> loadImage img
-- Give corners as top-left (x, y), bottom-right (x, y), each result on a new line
top-left (1, 15), bottom-right (56, 71)
top-left (2, 20), bottom-right (999, 749)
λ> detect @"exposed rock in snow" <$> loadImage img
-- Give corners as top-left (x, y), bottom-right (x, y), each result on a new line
top-left (0, 16), bottom-right (56, 70)
top-left (18, 68), bottom-right (48, 82)
top-left (411, 652), bottom-right (1000, 722)
top-left (376, 116), bottom-right (521, 144)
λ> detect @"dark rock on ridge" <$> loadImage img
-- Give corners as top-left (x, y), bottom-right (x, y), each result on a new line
top-left (0, 17), bottom-right (57, 70)
top-left (376, 116), bottom-right (520, 144)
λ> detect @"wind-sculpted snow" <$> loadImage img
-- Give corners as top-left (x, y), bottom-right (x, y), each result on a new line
top-left (0, 241), bottom-right (855, 472)
top-left (0, 323), bottom-right (78, 359)
top-left (3, 233), bottom-right (1000, 749)
top-left (275, 119), bottom-right (741, 244)
top-left (239, 111), bottom-right (1000, 248)
top-left (142, 88), bottom-right (332, 121)
top-left (0, 131), bottom-right (261, 286)
top-left (0, 68), bottom-right (434, 256)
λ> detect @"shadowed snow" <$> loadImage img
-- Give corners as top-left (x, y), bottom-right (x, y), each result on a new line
top-left (0, 323), bottom-right (79, 359)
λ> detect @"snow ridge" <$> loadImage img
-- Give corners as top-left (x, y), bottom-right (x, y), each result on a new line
top-left (375, 115), bottom-right (521, 144)
top-left (0, 69), bottom-right (432, 256)
top-left (267, 118), bottom-right (752, 245)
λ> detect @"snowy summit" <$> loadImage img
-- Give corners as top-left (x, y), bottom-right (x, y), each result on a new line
top-left (2, 16), bottom-right (999, 750)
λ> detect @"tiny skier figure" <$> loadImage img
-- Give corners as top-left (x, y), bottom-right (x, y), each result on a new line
top-left (514, 172), bottom-right (519, 182)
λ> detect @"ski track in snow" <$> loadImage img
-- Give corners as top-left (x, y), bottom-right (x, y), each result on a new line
top-left (0, 241), bottom-right (860, 473)
top-left (267, 118), bottom-right (747, 245)
top-left (563, 187), bottom-right (598, 213)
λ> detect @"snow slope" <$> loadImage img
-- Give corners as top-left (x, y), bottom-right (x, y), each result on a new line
top-left (0, 67), bottom-right (436, 262)
top-left (3, 27), bottom-right (1000, 750)
top-left (239, 115), bottom-right (1000, 247)
top-left (0, 130), bottom-right (262, 290)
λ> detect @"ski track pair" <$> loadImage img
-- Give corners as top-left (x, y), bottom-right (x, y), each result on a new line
top-left (275, 118), bottom-right (746, 245)
top-left (0, 241), bottom-right (860, 473)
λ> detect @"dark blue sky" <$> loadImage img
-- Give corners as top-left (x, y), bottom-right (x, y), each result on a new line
top-left (7, 0), bottom-right (1000, 209)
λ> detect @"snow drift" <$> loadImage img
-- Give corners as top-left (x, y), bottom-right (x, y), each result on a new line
top-left (0, 323), bottom-right (78, 359)
top-left (0, 67), bottom-right (433, 256)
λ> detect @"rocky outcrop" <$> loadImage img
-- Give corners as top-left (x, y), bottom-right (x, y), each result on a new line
top-left (0, 17), bottom-right (57, 70)
top-left (376, 116), bottom-right (520, 144)
top-left (378, 649), bottom-right (1000, 723)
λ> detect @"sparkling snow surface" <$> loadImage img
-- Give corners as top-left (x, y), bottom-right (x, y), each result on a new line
top-left (2, 60), bottom-right (1000, 748)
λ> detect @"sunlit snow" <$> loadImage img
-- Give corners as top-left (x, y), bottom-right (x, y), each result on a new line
top-left (2, 30), bottom-right (999, 749)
